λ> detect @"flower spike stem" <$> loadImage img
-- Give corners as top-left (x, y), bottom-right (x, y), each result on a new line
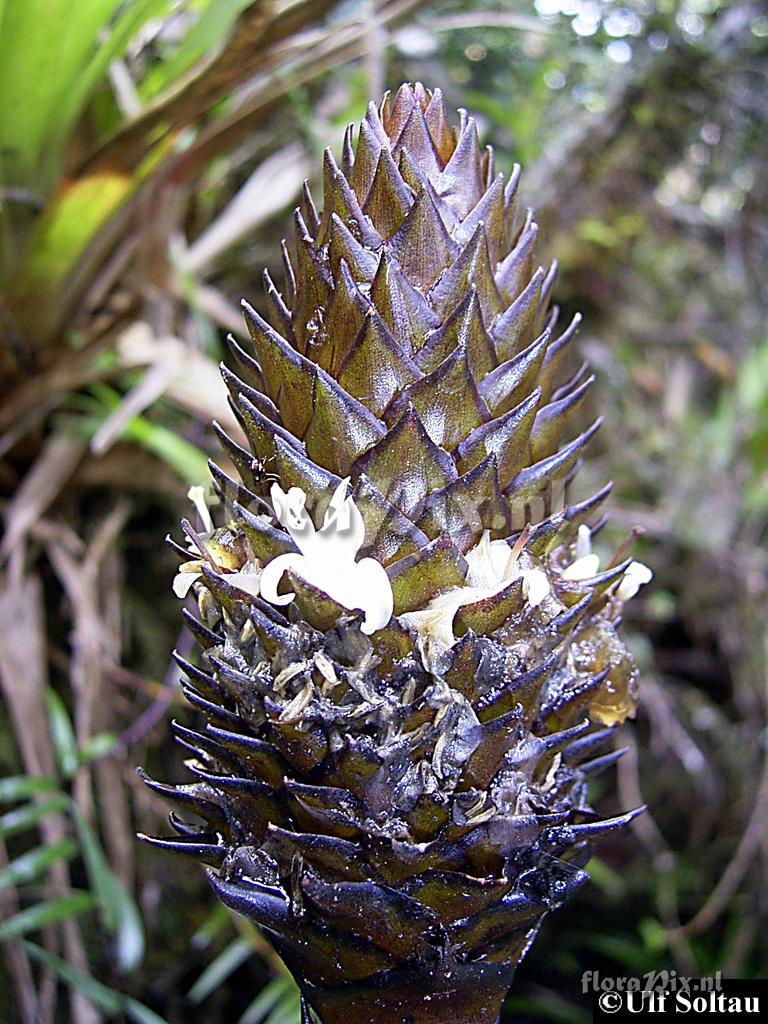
top-left (147, 82), bottom-right (649, 1024)
top-left (301, 965), bottom-right (511, 1024)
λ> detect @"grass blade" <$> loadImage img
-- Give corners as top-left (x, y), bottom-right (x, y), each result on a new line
top-left (0, 838), bottom-right (77, 889)
top-left (0, 795), bottom-right (70, 838)
top-left (23, 941), bottom-right (172, 1023)
top-left (0, 891), bottom-right (95, 940)
top-left (238, 975), bottom-right (295, 1024)
top-left (72, 806), bottom-right (145, 971)
top-left (0, 775), bottom-right (60, 802)
top-left (46, 688), bottom-right (79, 779)
top-left (187, 936), bottom-right (253, 1003)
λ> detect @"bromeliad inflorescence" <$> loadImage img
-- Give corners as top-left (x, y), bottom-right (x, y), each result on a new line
top-left (143, 83), bottom-right (650, 1024)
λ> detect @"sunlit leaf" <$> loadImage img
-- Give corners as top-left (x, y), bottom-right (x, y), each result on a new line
top-left (58, 0), bottom-right (176, 160)
top-left (71, 382), bottom-right (211, 485)
top-left (0, 0), bottom-right (123, 189)
top-left (77, 732), bottom-right (118, 766)
top-left (123, 415), bottom-right (211, 485)
top-left (190, 902), bottom-right (231, 950)
top-left (140, 0), bottom-right (254, 101)
top-left (239, 975), bottom-right (300, 1024)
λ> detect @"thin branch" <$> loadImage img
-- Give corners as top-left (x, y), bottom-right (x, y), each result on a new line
top-left (616, 729), bottom-right (698, 975)
top-left (117, 625), bottom-right (192, 749)
top-left (0, 836), bottom-right (38, 1024)
top-left (670, 645), bottom-right (768, 939)
top-left (0, 435), bottom-right (87, 563)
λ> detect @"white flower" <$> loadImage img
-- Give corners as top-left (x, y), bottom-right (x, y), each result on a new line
top-left (399, 531), bottom-right (551, 666)
top-left (561, 524), bottom-right (653, 600)
top-left (615, 560), bottom-right (653, 602)
top-left (173, 486), bottom-right (264, 599)
top-left (259, 479), bottom-right (393, 635)
top-left (173, 563), bottom-right (204, 598)
top-left (173, 486), bottom-right (216, 597)
top-left (465, 531), bottom-right (551, 608)
top-left (187, 485), bottom-right (214, 535)
top-left (559, 524), bottom-right (600, 580)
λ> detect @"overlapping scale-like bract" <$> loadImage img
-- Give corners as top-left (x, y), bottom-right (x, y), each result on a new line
top-left (144, 85), bottom-right (642, 1024)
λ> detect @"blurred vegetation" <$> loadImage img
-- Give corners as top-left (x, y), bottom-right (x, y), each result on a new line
top-left (0, 1), bottom-right (766, 1022)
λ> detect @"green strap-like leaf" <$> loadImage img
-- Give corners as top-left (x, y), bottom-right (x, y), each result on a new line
top-left (22, 941), bottom-right (172, 1024)
top-left (239, 975), bottom-right (299, 1024)
top-left (187, 936), bottom-right (253, 1004)
top-left (56, 0), bottom-right (176, 166)
top-left (139, 0), bottom-right (254, 102)
top-left (0, 0), bottom-right (124, 189)
top-left (45, 688), bottom-right (79, 779)
top-left (0, 775), bottom-right (60, 802)
top-left (0, 891), bottom-right (95, 940)
top-left (0, 796), bottom-right (70, 838)
top-left (0, 838), bottom-right (77, 889)
top-left (72, 806), bottom-right (145, 972)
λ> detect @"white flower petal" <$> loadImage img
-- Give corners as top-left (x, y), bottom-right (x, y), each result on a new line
top-left (319, 486), bottom-right (365, 558)
top-left (224, 571), bottom-right (262, 599)
top-left (353, 558), bottom-right (394, 634)
top-left (262, 482), bottom-right (394, 632)
top-left (465, 531), bottom-right (504, 589)
top-left (627, 560), bottom-right (653, 584)
top-left (522, 569), bottom-right (550, 607)
top-left (322, 477), bottom-right (351, 531)
top-left (259, 553), bottom-right (302, 606)
top-left (172, 570), bottom-right (202, 598)
top-left (399, 594), bottom-right (464, 654)
top-left (576, 523), bottom-right (592, 560)
top-left (187, 485), bottom-right (214, 534)
top-left (270, 482), bottom-right (289, 523)
top-left (344, 496), bottom-right (366, 553)
top-left (492, 538), bottom-right (522, 583)
top-left (271, 483), bottom-right (311, 538)
top-left (615, 560), bottom-right (653, 602)
top-left (561, 552), bottom-right (601, 581)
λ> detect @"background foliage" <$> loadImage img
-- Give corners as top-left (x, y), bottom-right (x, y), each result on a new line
top-left (1, 1), bottom-right (766, 1022)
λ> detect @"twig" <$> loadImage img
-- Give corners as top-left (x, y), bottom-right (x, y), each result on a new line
top-left (420, 11), bottom-right (554, 33)
top-left (0, 315), bottom-right (129, 435)
top-left (94, 544), bottom-right (135, 891)
top-left (0, 570), bottom-right (102, 1024)
top-left (669, 644), bottom-right (768, 939)
top-left (0, 434), bottom-right (87, 562)
top-left (45, 501), bottom-right (132, 828)
top-left (178, 144), bottom-right (310, 276)
top-left (0, 836), bottom-right (38, 1024)
top-left (117, 625), bottom-right (193, 749)
top-left (89, 360), bottom-right (174, 456)
top-left (364, 1), bottom-right (387, 104)
top-left (108, 59), bottom-right (142, 119)
top-left (79, 0), bottom-right (339, 177)
top-left (616, 728), bottom-right (698, 975)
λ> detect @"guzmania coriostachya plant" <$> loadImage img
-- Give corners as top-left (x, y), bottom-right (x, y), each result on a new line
top-left (141, 84), bottom-right (651, 1024)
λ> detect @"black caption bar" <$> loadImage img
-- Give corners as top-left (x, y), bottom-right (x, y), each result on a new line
top-left (593, 980), bottom-right (765, 1021)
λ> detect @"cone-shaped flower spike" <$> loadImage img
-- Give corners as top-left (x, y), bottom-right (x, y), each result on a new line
top-left (143, 84), bottom-right (649, 1024)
